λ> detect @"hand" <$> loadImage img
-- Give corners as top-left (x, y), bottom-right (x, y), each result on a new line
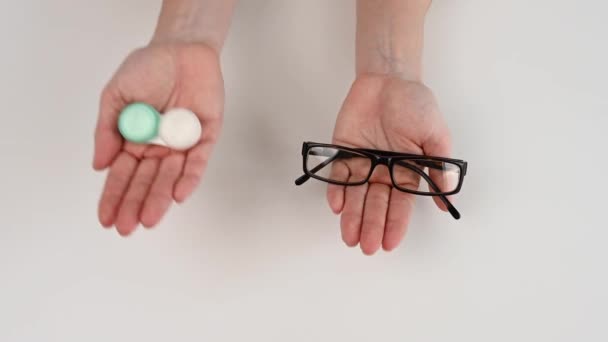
top-left (328, 73), bottom-right (452, 254)
top-left (93, 42), bottom-right (224, 236)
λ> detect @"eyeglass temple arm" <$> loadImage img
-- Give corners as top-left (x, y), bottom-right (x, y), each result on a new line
top-left (394, 161), bottom-right (461, 220)
top-left (294, 150), bottom-right (344, 185)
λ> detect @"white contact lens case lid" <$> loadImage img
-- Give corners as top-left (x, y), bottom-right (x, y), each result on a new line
top-left (156, 108), bottom-right (202, 150)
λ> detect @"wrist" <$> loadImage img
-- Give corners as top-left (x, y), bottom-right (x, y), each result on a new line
top-left (150, 23), bottom-right (223, 54)
top-left (149, 0), bottom-right (236, 54)
top-left (355, 0), bottom-right (430, 81)
top-left (356, 51), bottom-right (423, 82)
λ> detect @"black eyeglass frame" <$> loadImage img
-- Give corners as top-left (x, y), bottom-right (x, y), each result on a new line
top-left (294, 141), bottom-right (468, 220)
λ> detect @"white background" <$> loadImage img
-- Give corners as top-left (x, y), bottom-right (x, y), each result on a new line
top-left (1, 1), bottom-right (607, 341)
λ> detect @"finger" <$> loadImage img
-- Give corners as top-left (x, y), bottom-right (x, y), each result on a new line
top-left (391, 161), bottom-right (421, 190)
top-left (123, 142), bottom-right (149, 160)
top-left (98, 152), bottom-right (138, 227)
top-left (114, 158), bottom-right (160, 236)
top-left (340, 178), bottom-right (368, 247)
top-left (326, 160), bottom-right (349, 214)
top-left (359, 183), bottom-right (390, 255)
top-left (428, 168), bottom-right (448, 211)
top-left (143, 145), bottom-right (172, 159)
top-left (174, 142), bottom-right (214, 203)
top-left (123, 141), bottom-right (172, 160)
top-left (383, 188), bottom-right (416, 251)
top-left (93, 87), bottom-right (124, 170)
top-left (423, 133), bottom-right (453, 211)
top-left (141, 153), bottom-right (185, 228)
top-left (327, 184), bottom-right (345, 214)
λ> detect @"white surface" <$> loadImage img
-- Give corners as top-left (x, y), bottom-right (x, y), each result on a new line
top-left (1, 0), bottom-right (607, 341)
top-left (159, 108), bottom-right (202, 150)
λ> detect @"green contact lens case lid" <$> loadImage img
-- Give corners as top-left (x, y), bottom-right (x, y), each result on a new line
top-left (117, 103), bottom-right (161, 143)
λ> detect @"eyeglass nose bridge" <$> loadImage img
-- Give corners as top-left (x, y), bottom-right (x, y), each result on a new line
top-left (373, 156), bottom-right (392, 167)
top-left (364, 157), bottom-right (402, 183)
top-left (366, 157), bottom-right (394, 176)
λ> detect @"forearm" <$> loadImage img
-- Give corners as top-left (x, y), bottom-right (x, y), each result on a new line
top-left (356, 0), bottom-right (431, 81)
top-left (151, 0), bottom-right (237, 52)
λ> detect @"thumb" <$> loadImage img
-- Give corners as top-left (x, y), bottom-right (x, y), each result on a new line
top-left (93, 87), bottom-right (124, 170)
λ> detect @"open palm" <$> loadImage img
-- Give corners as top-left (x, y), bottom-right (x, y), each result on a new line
top-left (93, 43), bottom-right (224, 236)
top-left (329, 74), bottom-right (453, 254)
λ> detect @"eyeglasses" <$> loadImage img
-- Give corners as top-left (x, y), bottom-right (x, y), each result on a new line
top-left (294, 141), bottom-right (468, 220)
